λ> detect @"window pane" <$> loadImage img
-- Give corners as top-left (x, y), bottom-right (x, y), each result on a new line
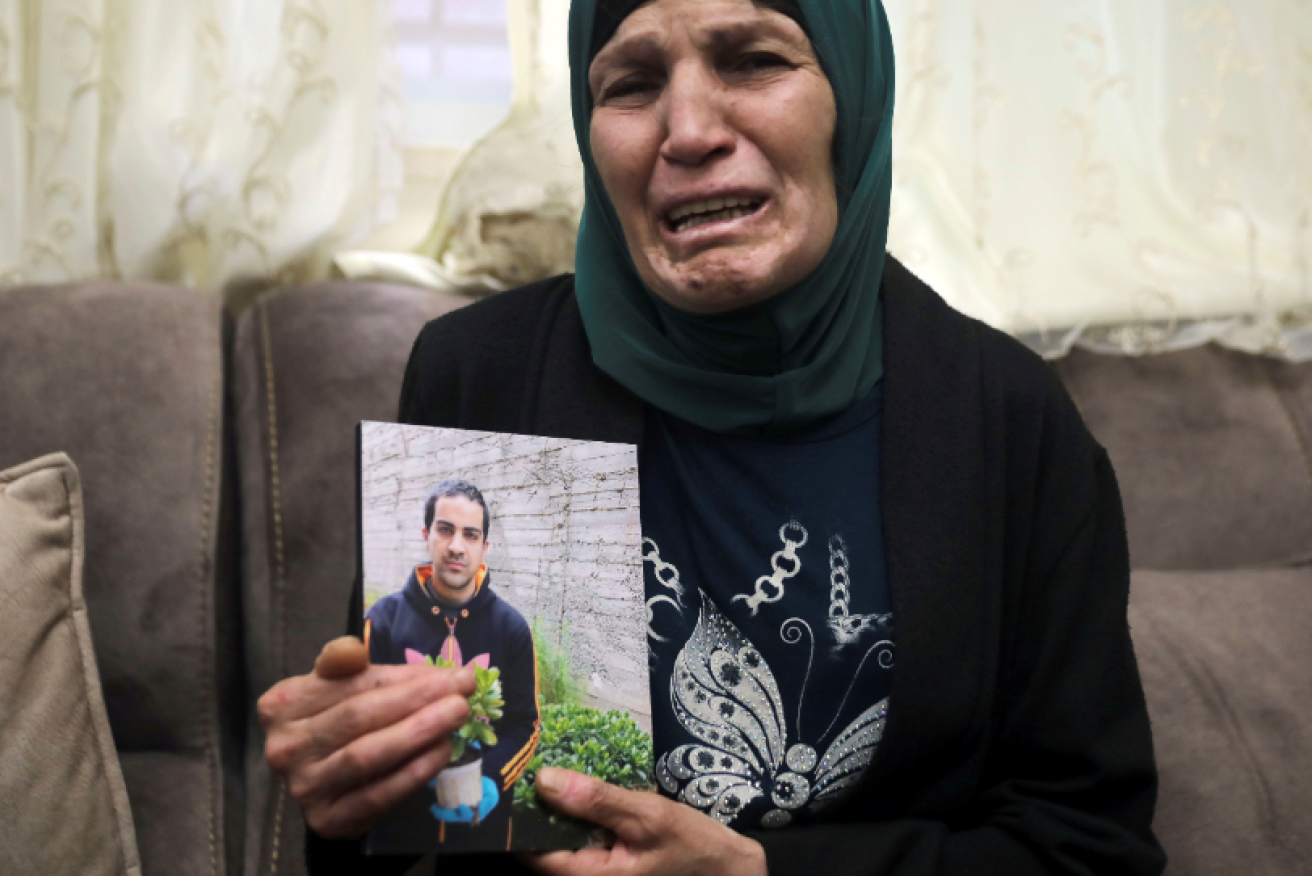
top-left (393, 0), bottom-right (513, 146)
top-left (441, 0), bottom-right (508, 26)
top-left (441, 45), bottom-right (513, 81)
top-left (392, 0), bottom-right (431, 22)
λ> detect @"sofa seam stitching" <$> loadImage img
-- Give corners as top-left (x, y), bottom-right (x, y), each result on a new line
top-left (260, 301), bottom-right (289, 875)
top-left (197, 355), bottom-right (222, 876)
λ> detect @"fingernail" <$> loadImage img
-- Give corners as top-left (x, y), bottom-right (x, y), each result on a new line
top-left (537, 767), bottom-right (565, 796)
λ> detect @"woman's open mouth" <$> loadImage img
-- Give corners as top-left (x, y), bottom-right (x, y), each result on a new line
top-left (666, 196), bottom-right (765, 234)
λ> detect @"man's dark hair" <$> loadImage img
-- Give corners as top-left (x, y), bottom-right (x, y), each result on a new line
top-left (424, 479), bottom-right (490, 539)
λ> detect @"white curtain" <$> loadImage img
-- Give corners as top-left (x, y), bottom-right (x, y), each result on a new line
top-left (884, 0), bottom-right (1312, 357)
top-left (343, 0), bottom-right (1312, 358)
top-left (336, 0), bottom-right (579, 294)
top-left (0, 0), bottom-right (400, 296)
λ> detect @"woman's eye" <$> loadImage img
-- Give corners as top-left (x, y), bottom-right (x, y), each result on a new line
top-left (600, 75), bottom-right (659, 104)
top-left (734, 53), bottom-right (790, 73)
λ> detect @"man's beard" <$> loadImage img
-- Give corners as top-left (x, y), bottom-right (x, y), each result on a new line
top-left (436, 566), bottom-right (475, 592)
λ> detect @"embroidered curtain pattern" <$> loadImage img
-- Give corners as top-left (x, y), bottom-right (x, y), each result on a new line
top-left (5, 0), bottom-right (1307, 354)
top-left (342, 0), bottom-right (1312, 358)
top-left (0, 0), bottom-right (400, 295)
top-left (884, 0), bottom-right (1312, 357)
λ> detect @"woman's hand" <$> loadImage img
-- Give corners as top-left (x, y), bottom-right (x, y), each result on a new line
top-left (258, 636), bottom-right (476, 839)
top-left (520, 768), bottom-right (768, 876)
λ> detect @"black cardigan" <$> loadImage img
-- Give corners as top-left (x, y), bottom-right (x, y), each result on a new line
top-left (312, 257), bottom-right (1166, 876)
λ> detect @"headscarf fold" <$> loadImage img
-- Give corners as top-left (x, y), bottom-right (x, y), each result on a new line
top-left (569, 0), bottom-right (896, 436)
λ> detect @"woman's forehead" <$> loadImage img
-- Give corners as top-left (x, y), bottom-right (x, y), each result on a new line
top-left (591, 0), bottom-right (805, 56)
top-left (591, 0), bottom-right (807, 68)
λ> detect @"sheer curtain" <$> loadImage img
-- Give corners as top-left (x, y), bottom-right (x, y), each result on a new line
top-left (884, 0), bottom-right (1312, 357)
top-left (336, 0), bottom-right (579, 293)
top-left (343, 0), bottom-right (1311, 358)
top-left (0, 0), bottom-right (400, 297)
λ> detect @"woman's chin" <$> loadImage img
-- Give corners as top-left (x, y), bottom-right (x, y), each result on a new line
top-left (638, 222), bottom-right (825, 315)
top-left (648, 271), bottom-right (788, 315)
top-left (640, 247), bottom-right (803, 314)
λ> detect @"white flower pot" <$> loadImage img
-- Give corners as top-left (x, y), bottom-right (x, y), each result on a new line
top-left (435, 759), bottom-right (484, 811)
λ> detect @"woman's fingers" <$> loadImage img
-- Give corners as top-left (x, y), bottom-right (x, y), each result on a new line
top-left (265, 666), bottom-right (475, 777)
top-left (533, 768), bottom-right (659, 843)
top-left (315, 636), bottom-right (370, 679)
top-left (259, 637), bottom-right (483, 839)
top-left (299, 671), bottom-right (472, 768)
top-left (260, 662), bottom-right (474, 728)
top-left (302, 693), bottom-right (470, 800)
top-left (303, 740), bottom-right (455, 839)
top-left (261, 650), bottom-right (480, 836)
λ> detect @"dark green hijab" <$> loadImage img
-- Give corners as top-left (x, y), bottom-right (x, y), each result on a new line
top-left (569, 0), bottom-right (896, 437)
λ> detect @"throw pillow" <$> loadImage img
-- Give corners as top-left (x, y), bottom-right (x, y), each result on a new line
top-left (0, 453), bottom-right (142, 876)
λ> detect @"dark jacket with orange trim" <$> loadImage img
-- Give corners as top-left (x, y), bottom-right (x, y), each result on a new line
top-left (365, 564), bottom-right (540, 794)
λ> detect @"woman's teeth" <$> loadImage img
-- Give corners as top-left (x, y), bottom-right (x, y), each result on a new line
top-left (668, 197), bottom-right (761, 233)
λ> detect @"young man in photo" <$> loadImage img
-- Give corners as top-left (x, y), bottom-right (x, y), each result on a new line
top-left (364, 479), bottom-right (539, 850)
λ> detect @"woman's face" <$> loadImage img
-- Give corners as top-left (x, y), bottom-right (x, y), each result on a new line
top-left (588, 0), bottom-right (838, 315)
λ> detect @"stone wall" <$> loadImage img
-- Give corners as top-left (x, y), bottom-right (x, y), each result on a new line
top-left (360, 422), bottom-right (649, 726)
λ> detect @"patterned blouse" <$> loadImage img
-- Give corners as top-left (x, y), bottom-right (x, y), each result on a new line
top-left (642, 384), bottom-right (894, 832)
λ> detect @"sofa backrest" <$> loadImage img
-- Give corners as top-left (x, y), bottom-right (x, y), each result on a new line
top-left (0, 284), bottom-right (241, 876)
top-left (234, 281), bottom-right (465, 876)
top-left (1055, 346), bottom-right (1312, 571)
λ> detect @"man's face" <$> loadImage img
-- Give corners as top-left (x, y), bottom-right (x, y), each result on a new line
top-left (423, 496), bottom-right (488, 603)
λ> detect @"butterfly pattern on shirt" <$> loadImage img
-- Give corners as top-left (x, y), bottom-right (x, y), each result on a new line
top-left (646, 524), bottom-right (894, 830)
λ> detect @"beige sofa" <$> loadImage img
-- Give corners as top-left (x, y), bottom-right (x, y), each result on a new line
top-left (0, 281), bottom-right (1308, 875)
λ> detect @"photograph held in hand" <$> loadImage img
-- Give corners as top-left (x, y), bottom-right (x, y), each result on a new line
top-left (357, 422), bottom-right (654, 855)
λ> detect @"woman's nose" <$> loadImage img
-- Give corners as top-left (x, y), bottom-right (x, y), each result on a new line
top-left (659, 66), bottom-right (735, 167)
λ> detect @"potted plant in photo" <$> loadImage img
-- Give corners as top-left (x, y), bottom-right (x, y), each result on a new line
top-left (430, 660), bottom-right (504, 819)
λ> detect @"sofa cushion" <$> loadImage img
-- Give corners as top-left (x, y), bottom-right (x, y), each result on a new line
top-left (235, 281), bottom-right (467, 876)
top-left (1056, 346), bottom-right (1312, 570)
top-left (0, 284), bottom-right (240, 876)
top-left (1130, 567), bottom-right (1312, 875)
top-left (0, 454), bottom-right (141, 876)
